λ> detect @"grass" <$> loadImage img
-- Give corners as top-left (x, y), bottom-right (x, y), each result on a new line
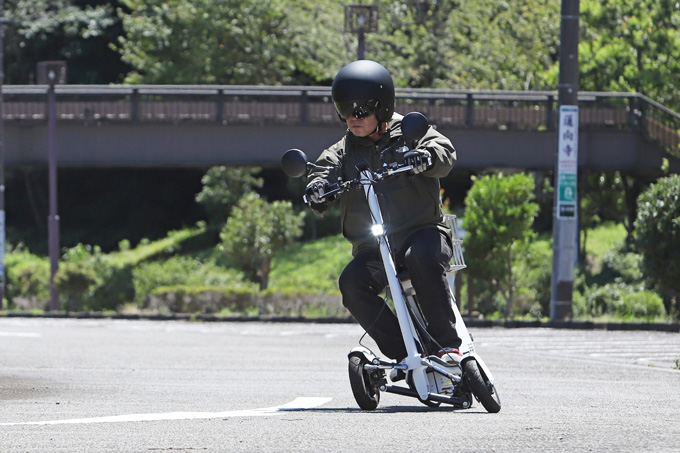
top-left (269, 235), bottom-right (351, 294)
top-left (581, 222), bottom-right (627, 271)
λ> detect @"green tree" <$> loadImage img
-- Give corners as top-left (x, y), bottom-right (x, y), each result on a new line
top-left (4, 0), bottom-right (128, 84)
top-left (113, 0), bottom-right (563, 89)
top-left (633, 174), bottom-right (680, 304)
top-left (116, 0), bottom-right (296, 84)
top-left (463, 173), bottom-right (539, 316)
top-left (220, 192), bottom-right (304, 290)
top-left (368, 0), bottom-right (560, 89)
top-left (576, 0), bottom-right (680, 110)
top-left (195, 166), bottom-right (263, 227)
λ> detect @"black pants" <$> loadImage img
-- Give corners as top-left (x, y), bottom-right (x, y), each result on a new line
top-left (339, 227), bottom-right (461, 360)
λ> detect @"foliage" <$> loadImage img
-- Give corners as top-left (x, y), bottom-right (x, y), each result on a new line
top-left (54, 260), bottom-right (99, 311)
top-left (132, 255), bottom-right (254, 304)
top-left (5, 225), bottom-right (204, 311)
top-left (576, 281), bottom-right (666, 321)
top-left (147, 285), bottom-right (344, 317)
top-left (633, 174), bottom-right (680, 299)
top-left (3, 0), bottom-right (129, 84)
top-left (220, 193), bottom-right (304, 290)
top-left (4, 246), bottom-right (50, 309)
top-left (100, 225), bottom-right (204, 264)
top-left (512, 239), bottom-right (553, 319)
top-left (463, 172), bottom-right (539, 316)
top-left (195, 167), bottom-right (263, 227)
top-left (116, 0), bottom-right (296, 84)
top-left (580, 172), bottom-right (627, 256)
top-left (58, 243), bottom-right (130, 311)
top-left (113, 0), bottom-right (562, 89)
top-left (578, 0), bottom-right (680, 110)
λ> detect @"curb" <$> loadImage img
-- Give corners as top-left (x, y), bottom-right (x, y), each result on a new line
top-left (1, 312), bottom-right (678, 332)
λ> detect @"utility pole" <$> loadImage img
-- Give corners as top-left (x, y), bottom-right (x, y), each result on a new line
top-left (550, 0), bottom-right (580, 321)
top-left (0, 3), bottom-right (5, 307)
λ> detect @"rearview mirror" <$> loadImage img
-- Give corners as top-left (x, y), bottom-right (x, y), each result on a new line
top-left (401, 112), bottom-right (429, 141)
top-left (281, 149), bottom-right (309, 178)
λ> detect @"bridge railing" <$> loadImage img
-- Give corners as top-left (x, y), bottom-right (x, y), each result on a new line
top-left (2, 85), bottom-right (679, 155)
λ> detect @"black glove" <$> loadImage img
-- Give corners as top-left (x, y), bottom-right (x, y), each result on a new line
top-left (306, 180), bottom-right (332, 204)
top-left (404, 149), bottom-right (431, 174)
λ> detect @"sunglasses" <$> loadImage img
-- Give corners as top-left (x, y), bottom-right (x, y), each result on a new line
top-left (334, 99), bottom-right (380, 121)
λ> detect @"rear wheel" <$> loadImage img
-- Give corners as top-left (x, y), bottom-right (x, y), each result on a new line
top-left (348, 355), bottom-right (380, 410)
top-left (462, 359), bottom-right (501, 413)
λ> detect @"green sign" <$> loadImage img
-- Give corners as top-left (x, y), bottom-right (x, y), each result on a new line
top-left (558, 173), bottom-right (577, 202)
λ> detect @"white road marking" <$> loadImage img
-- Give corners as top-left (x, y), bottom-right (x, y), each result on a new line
top-left (0, 397), bottom-right (332, 426)
top-left (0, 331), bottom-right (41, 338)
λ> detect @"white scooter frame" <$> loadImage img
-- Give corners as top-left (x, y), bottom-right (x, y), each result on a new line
top-left (281, 112), bottom-right (500, 412)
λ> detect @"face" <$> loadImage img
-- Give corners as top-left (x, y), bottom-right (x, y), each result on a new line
top-left (347, 114), bottom-right (379, 138)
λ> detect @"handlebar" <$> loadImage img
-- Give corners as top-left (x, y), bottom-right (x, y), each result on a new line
top-left (304, 156), bottom-right (433, 205)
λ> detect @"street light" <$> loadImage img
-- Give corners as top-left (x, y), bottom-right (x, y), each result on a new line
top-left (37, 61), bottom-right (67, 311)
top-left (344, 4), bottom-right (379, 60)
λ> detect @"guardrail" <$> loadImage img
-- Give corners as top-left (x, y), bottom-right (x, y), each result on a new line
top-left (2, 85), bottom-right (679, 156)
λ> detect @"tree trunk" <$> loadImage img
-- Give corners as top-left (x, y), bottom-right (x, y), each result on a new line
top-left (259, 258), bottom-right (271, 291)
top-left (467, 274), bottom-right (475, 316)
top-left (503, 249), bottom-right (514, 318)
top-left (620, 173), bottom-right (642, 251)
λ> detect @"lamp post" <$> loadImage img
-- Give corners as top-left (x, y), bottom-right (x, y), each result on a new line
top-left (37, 61), bottom-right (66, 311)
top-left (344, 4), bottom-right (379, 60)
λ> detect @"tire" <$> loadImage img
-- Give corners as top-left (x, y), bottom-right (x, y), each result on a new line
top-left (348, 355), bottom-right (380, 410)
top-left (462, 359), bottom-right (501, 413)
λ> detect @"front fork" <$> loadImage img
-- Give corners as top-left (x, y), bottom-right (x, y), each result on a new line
top-left (361, 171), bottom-right (431, 401)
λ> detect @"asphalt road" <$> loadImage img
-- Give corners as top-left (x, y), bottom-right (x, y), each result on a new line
top-left (1, 317), bottom-right (679, 452)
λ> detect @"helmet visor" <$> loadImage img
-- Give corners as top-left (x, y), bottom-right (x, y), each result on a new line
top-left (334, 99), bottom-right (380, 121)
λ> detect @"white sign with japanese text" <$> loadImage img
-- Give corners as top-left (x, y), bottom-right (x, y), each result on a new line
top-left (556, 105), bottom-right (579, 219)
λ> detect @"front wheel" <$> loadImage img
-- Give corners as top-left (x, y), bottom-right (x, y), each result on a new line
top-left (462, 359), bottom-right (501, 413)
top-left (348, 355), bottom-right (380, 410)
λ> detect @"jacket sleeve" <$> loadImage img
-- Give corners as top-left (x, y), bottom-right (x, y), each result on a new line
top-left (417, 127), bottom-right (457, 178)
top-left (306, 138), bottom-right (345, 216)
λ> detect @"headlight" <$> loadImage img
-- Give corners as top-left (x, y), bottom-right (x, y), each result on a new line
top-left (371, 224), bottom-right (385, 236)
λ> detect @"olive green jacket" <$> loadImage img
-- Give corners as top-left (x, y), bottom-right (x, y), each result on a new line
top-left (308, 113), bottom-right (457, 256)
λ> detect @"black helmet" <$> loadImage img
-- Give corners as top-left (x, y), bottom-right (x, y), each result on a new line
top-left (331, 60), bottom-right (395, 123)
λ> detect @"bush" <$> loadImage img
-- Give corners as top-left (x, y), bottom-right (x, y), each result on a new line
top-left (220, 193), bottom-right (304, 289)
top-left (5, 247), bottom-right (50, 310)
top-left (634, 174), bottom-right (680, 298)
top-left (132, 256), bottom-right (254, 304)
top-left (54, 261), bottom-right (100, 312)
top-left (512, 240), bottom-right (552, 318)
top-left (620, 291), bottom-right (666, 320)
top-left (579, 282), bottom-right (666, 320)
top-left (58, 244), bottom-right (133, 312)
top-left (146, 285), bottom-right (345, 317)
top-left (599, 249), bottom-right (644, 285)
top-left (463, 172), bottom-right (539, 316)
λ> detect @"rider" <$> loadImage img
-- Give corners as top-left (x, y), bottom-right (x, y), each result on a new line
top-left (306, 60), bottom-right (462, 371)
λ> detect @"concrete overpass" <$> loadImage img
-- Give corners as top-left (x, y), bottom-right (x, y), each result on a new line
top-left (3, 85), bottom-right (679, 175)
